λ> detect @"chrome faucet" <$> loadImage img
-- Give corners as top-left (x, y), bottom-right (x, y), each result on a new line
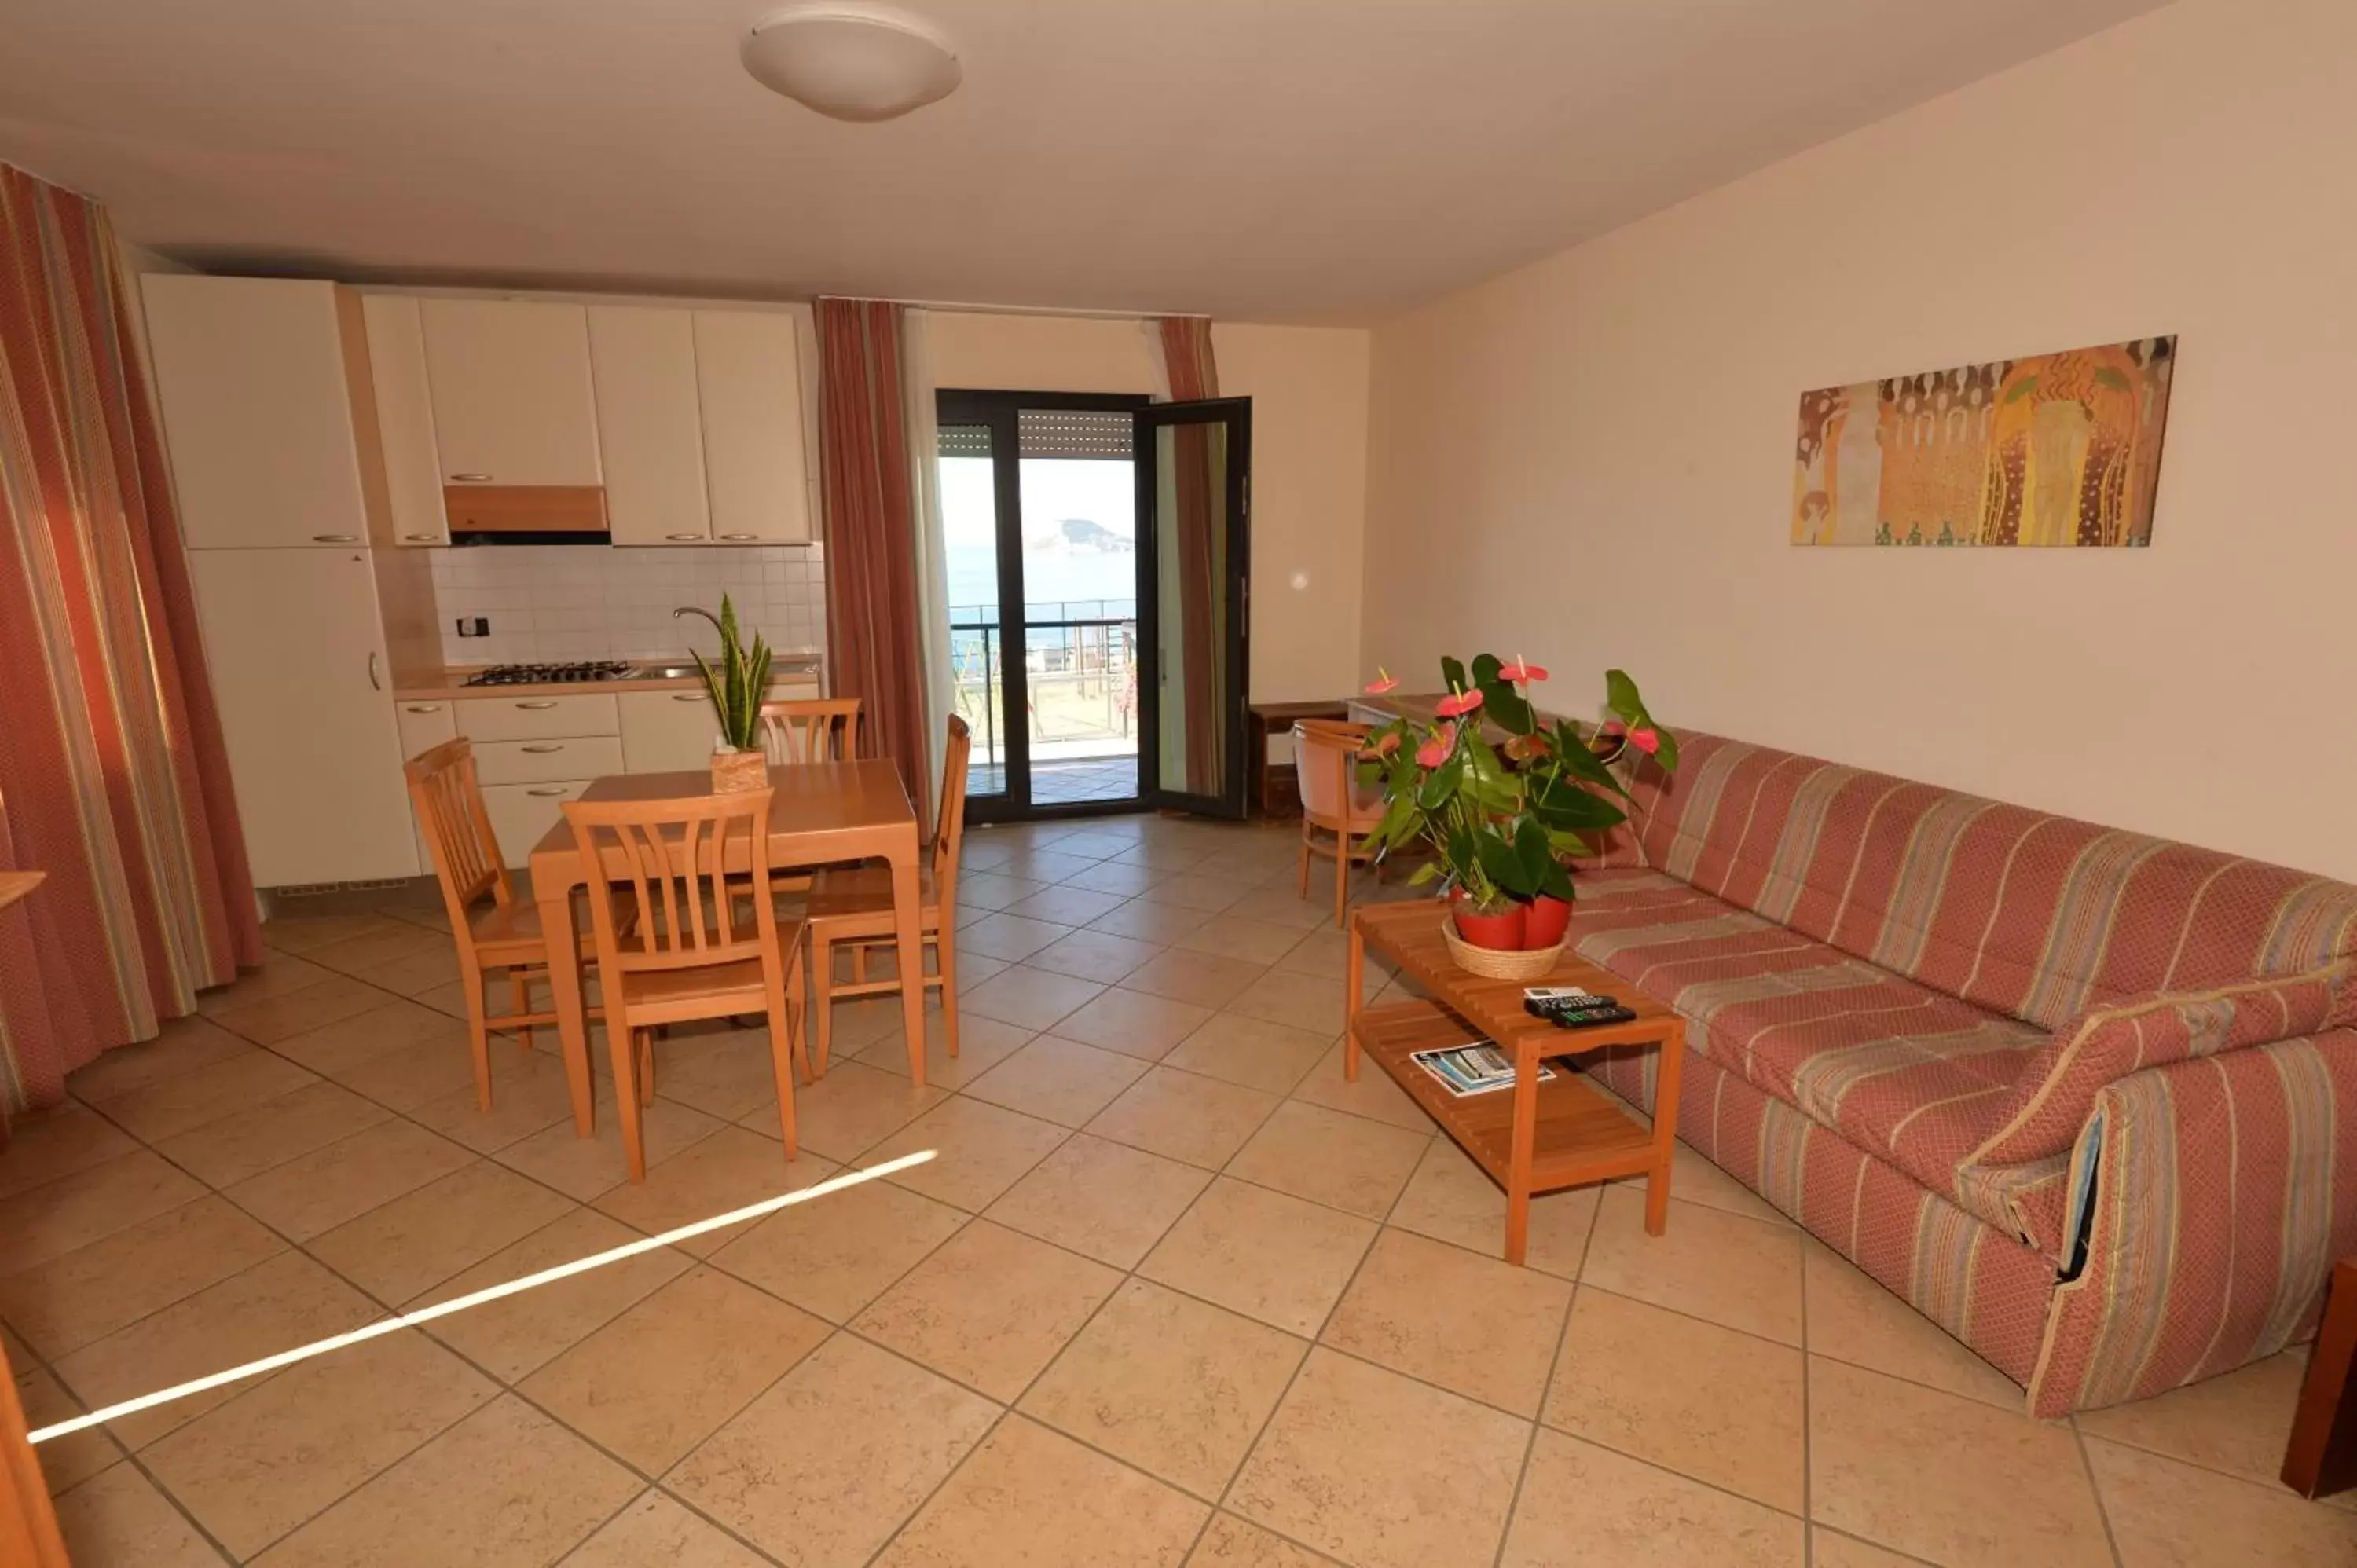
top-left (673, 606), bottom-right (726, 640)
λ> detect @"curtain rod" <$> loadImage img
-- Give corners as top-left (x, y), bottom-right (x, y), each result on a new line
top-left (819, 295), bottom-right (1204, 322)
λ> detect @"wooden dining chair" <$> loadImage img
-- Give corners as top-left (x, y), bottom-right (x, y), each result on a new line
top-left (406, 738), bottom-right (582, 1110)
top-left (1295, 718), bottom-right (1387, 929)
top-left (757, 696), bottom-right (863, 764)
top-left (564, 786), bottom-right (808, 1181)
top-left (804, 716), bottom-right (971, 1074)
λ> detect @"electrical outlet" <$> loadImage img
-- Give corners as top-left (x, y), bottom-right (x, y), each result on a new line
top-left (456, 616), bottom-right (490, 637)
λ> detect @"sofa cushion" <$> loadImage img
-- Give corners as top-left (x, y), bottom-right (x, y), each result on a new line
top-left (1569, 869), bottom-right (2047, 1231)
top-left (1621, 732), bottom-right (2357, 1030)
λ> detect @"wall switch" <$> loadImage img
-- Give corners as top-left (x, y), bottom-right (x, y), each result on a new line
top-left (456, 616), bottom-right (490, 637)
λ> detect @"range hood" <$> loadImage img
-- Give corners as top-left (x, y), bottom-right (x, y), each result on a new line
top-left (444, 485), bottom-right (610, 545)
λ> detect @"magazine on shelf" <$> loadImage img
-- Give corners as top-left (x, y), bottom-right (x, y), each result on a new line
top-left (1409, 1041), bottom-right (1555, 1098)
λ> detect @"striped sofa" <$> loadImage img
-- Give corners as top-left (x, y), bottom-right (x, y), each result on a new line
top-left (1570, 731), bottom-right (2357, 1416)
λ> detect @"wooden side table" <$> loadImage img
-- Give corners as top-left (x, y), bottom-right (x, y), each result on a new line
top-left (0, 871), bottom-right (45, 1152)
top-left (2284, 1257), bottom-right (2357, 1499)
top-left (1344, 899), bottom-right (1685, 1264)
top-left (1246, 700), bottom-right (1349, 819)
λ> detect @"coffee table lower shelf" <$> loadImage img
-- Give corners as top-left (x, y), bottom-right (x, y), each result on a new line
top-left (1351, 1000), bottom-right (1659, 1195)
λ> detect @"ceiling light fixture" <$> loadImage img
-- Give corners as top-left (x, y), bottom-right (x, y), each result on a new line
top-left (741, 4), bottom-right (962, 123)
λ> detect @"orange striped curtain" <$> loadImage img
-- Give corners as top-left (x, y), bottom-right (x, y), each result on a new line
top-left (814, 298), bottom-right (931, 830)
top-left (1154, 317), bottom-right (1222, 793)
top-left (0, 163), bottom-right (262, 1116)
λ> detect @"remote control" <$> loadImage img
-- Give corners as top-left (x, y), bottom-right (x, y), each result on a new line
top-left (1546, 1002), bottom-right (1637, 1029)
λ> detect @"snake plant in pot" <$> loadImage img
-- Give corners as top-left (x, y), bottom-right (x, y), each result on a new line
top-left (688, 594), bottom-right (775, 793)
top-left (1358, 654), bottom-right (1676, 958)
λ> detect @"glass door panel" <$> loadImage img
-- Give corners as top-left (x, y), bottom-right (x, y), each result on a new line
top-left (938, 421), bottom-right (1009, 806)
top-left (1017, 413), bottom-right (1139, 808)
top-left (1138, 398), bottom-right (1252, 818)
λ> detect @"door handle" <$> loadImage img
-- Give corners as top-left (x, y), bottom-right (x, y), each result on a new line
top-left (515, 701), bottom-right (558, 710)
top-left (404, 703), bottom-right (442, 713)
top-left (521, 743), bottom-right (564, 753)
top-left (403, 533), bottom-right (442, 543)
top-left (526, 786), bottom-right (568, 797)
top-left (313, 533), bottom-right (359, 543)
top-left (449, 472), bottom-right (492, 482)
top-left (665, 533), bottom-right (705, 542)
top-left (367, 651), bottom-right (381, 691)
top-left (718, 533), bottom-right (757, 541)
top-left (673, 693), bottom-right (705, 702)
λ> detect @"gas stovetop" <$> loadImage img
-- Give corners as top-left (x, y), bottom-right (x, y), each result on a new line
top-left (462, 661), bottom-right (636, 687)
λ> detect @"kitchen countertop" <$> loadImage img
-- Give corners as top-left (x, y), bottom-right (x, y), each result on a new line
top-left (393, 654), bottom-right (824, 702)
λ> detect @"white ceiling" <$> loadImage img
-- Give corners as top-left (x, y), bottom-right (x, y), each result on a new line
top-left (0, 1), bottom-right (2165, 322)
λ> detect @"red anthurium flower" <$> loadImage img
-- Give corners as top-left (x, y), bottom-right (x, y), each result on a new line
top-left (1414, 723), bottom-right (1457, 768)
top-left (1497, 659), bottom-right (1549, 684)
top-left (1373, 730), bottom-right (1402, 757)
top-left (1629, 727), bottom-right (1661, 755)
top-left (1362, 667), bottom-right (1399, 695)
top-left (1434, 687), bottom-right (1485, 720)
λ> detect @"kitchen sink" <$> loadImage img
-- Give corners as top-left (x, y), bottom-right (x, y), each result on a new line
top-left (629, 658), bottom-right (819, 681)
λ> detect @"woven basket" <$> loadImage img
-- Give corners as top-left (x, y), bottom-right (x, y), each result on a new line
top-left (1440, 918), bottom-right (1566, 980)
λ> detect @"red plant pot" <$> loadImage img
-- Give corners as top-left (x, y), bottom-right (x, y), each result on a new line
top-left (1522, 893), bottom-right (1572, 950)
top-left (1450, 891), bottom-right (1527, 950)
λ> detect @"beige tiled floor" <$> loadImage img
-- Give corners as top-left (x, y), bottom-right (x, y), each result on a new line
top-left (4, 812), bottom-right (2353, 1566)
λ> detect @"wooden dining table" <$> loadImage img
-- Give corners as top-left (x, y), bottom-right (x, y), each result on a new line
top-left (526, 760), bottom-right (928, 1137)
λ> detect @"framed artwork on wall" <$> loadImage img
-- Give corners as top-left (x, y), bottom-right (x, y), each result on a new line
top-left (1792, 335), bottom-right (2176, 547)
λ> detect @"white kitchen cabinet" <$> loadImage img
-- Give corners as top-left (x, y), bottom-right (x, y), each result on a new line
top-left (618, 689), bottom-right (724, 773)
top-left (618, 683), bottom-right (819, 774)
top-left (141, 277), bottom-right (382, 550)
top-left (588, 306), bottom-right (713, 546)
top-left (453, 693), bottom-right (620, 744)
top-left (188, 550), bottom-right (416, 886)
top-left (362, 295), bottom-right (449, 546)
top-left (693, 310), bottom-right (812, 544)
top-left (420, 299), bottom-right (602, 486)
top-left (471, 735), bottom-right (625, 786)
top-left (479, 780), bottom-right (591, 869)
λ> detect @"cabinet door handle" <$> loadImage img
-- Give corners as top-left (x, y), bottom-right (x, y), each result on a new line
top-left (526, 786), bottom-right (569, 797)
top-left (665, 533), bottom-right (705, 542)
top-left (367, 651), bottom-right (382, 691)
top-left (521, 743), bottom-right (564, 753)
top-left (403, 533), bottom-right (442, 543)
top-left (313, 533), bottom-right (359, 544)
top-left (449, 472), bottom-right (492, 482)
top-left (404, 703), bottom-right (442, 713)
top-left (515, 700), bottom-right (559, 710)
top-left (673, 693), bottom-right (705, 702)
top-left (718, 533), bottom-right (758, 542)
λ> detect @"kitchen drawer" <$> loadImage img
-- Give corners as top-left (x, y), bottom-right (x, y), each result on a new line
top-left (455, 693), bottom-right (620, 742)
top-left (617, 681), bottom-right (821, 775)
top-left (479, 779), bottom-right (592, 868)
top-left (472, 735), bottom-right (624, 786)
top-left (394, 700), bottom-right (460, 760)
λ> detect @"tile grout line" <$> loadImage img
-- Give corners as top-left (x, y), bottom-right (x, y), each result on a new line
top-left (1487, 1192), bottom-right (1603, 1568)
top-left (1800, 1203), bottom-right (1814, 1568)
top-left (2070, 1416), bottom-right (2131, 1568)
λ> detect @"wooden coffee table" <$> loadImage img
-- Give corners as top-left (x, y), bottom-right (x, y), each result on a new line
top-left (2284, 1257), bottom-right (2357, 1499)
top-left (1345, 899), bottom-right (1685, 1265)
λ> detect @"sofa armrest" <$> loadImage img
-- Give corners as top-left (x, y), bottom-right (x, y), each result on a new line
top-left (2030, 1030), bottom-right (2357, 1415)
top-left (1967, 962), bottom-right (2354, 1167)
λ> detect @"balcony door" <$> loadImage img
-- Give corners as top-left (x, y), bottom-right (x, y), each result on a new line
top-left (937, 390), bottom-right (1152, 820)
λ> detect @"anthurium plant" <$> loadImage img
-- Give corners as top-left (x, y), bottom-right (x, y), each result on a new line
top-left (1358, 654), bottom-right (1675, 941)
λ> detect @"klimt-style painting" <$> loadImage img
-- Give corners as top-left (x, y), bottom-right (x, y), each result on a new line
top-left (1793, 336), bottom-right (2176, 546)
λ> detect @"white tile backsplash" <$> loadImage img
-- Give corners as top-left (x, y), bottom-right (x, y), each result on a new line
top-left (431, 544), bottom-right (826, 667)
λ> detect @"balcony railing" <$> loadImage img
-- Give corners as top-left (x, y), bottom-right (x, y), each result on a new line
top-left (951, 608), bottom-right (1137, 783)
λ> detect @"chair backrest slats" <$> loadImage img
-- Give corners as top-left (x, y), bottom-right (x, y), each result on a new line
top-left (1294, 720), bottom-right (1370, 824)
top-left (404, 739), bottom-right (511, 951)
top-left (563, 789), bottom-right (779, 977)
top-left (757, 698), bottom-right (863, 765)
top-left (932, 716), bottom-right (973, 905)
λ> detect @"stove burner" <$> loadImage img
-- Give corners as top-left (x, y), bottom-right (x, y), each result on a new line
top-left (463, 661), bottom-right (634, 687)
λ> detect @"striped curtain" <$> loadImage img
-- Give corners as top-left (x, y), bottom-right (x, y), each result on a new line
top-left (0, 163), bottom-right (262, 1117)
top-left (1153, 317), bottom-right (1222, 793)
top-left (814, 298), bottom-right (932, 830)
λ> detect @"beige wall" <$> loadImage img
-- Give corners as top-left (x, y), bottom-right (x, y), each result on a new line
top-left (926, 310), bottom-right (1370, 705)
top-left (1362, 0), bottom-right (2357, 879)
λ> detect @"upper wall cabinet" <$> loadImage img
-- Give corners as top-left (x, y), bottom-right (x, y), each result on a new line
top-left (419, 299), bottom-right (602, 487)
top-left (141, 276), bottom-right (386, 549)
top-left (693, 310), bottom-right (812, 544)
top-left (360, 295), bottom-right (449, 547)
top-left (588, 306), bottom-right (713, 546)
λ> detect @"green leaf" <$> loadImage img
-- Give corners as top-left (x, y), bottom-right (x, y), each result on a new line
top-left (1481, 680), bottom-right (1535, 736)
top-left (1549, 722), bottom-right (1629, 797)
top-left (1604, 669), bottom-right (1645, 724)
top-left (1475, 828), bottom-right (1539, 897)
top-left (1406, 861), bottom-right (1441, 887)
top-left (1527, 774), bottom-right (1629, 831)
top-left (1651, 726), bottom-right (1680, 772)
top-left (1469, 653), bottom-right (1503, 687)
top-left (1538, 856), bottom-right (1578, 903)
top-left (1439, 655), bottom-right (1468, 694)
